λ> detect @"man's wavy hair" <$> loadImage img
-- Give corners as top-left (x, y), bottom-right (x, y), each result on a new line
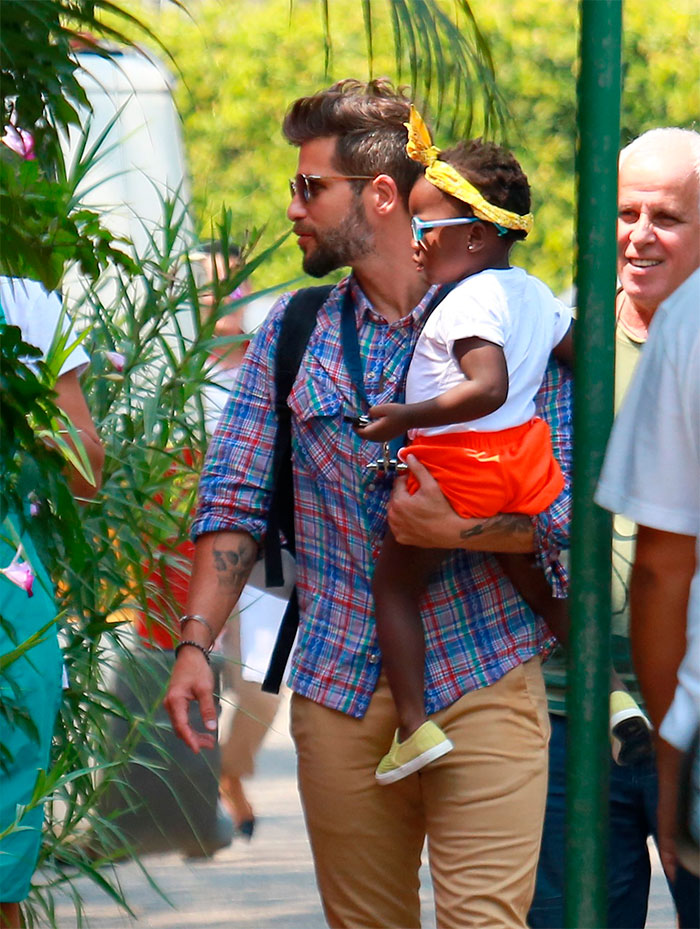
top-left (440, 139), bottom-right (532, 242)
top-left (283, 79), bottom-right (422, 205)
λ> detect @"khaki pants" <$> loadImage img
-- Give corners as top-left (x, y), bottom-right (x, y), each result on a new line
top-left (291, 657), bottom-right (550, 929)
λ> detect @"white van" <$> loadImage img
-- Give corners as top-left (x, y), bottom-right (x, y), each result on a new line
top-left (60, 44), bottom-right (194, 314)
top-left (65, 45), bottom-right (192, 254)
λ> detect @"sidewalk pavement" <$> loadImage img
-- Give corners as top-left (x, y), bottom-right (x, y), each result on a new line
top-left (53, 691), bottom-right (676, 929)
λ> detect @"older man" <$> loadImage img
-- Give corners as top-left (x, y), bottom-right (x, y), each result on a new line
top-left (390, 127), bottom-right (700, 927)
top-left (597, 129), bottom-right (700, 926)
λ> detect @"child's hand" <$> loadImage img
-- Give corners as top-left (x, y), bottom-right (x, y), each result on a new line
top-left (354, 403), bottom-right (410, 442)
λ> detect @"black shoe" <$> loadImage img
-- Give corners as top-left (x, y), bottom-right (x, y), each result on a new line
top-left (612, 715), bottom-right (654, 766)
top-left (236, 816), bottom-right (255, 840)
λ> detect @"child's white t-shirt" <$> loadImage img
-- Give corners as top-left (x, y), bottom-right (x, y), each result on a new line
top-left (405, 267), bottom-right (572, 436)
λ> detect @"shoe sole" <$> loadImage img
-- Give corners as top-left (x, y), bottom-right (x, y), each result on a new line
top-left (611, 715), bottom-right (654, 767)
top-left (375, 738), bottom-right (454, 785)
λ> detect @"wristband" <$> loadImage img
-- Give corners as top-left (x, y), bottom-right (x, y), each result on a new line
top-left (175, 640), bottom-right (211, 664)
top-left (178, 613), bottom-right (215, 646)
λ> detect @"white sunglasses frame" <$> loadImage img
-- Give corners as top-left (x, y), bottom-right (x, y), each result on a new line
top-left (410, 215), bottom-right (480, 242)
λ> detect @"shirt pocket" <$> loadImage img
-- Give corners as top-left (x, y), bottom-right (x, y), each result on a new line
top-left (287, 369), bottom-right (344, 484)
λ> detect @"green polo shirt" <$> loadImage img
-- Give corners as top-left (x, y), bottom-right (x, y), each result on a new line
top-left (543, 322), bottom-right (645, 715)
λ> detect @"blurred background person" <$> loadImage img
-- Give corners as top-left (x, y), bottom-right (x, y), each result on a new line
top-left (195, 240), bottom-right (252, 432)
top-left (195, 242), bottom-right (282, 839)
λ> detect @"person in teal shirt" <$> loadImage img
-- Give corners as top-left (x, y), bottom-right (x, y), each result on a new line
top-left (1, 277), bottom-right (104, 929)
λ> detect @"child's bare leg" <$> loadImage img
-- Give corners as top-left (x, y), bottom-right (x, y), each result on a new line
top-left (497, 553), bottom-right (652, 764)
top-left (373, 529), bottom-right (447, 741)
top-left (496, 552), bottom-right (571, 646)
top-left (497, 553), bottom-right (628, 688)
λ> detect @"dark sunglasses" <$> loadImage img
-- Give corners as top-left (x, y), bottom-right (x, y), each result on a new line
top-left (289, 173), bottom-right (375, 203)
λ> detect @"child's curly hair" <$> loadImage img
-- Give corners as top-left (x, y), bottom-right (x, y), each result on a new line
top-left (441, 140), bottom-right (531, 240)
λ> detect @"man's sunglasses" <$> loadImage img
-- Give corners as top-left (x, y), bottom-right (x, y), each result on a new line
top-left (410, 215), bottom-right (509, 242)
top-left (289, 173), bottom-right (375, 203)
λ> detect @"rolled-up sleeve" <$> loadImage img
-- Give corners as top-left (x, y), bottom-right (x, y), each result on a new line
top-left (532, 359), bottom-right (573, 596)
top-left (192, 294), bottom-right (291, 543)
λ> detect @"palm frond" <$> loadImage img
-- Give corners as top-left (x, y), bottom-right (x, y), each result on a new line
top-left (363, 0), bottom-right (509, 136)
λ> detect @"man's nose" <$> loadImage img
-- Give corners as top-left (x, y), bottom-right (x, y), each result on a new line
top-left (287, 192), bottom-right (307, 222)
top-left (629, 213), bottom-right (655, 246)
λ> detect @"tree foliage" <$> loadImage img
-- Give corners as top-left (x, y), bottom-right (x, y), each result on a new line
top-left (108, 0), bottom-right (513, 288)
top-left (473, 0), bottom-right (699, 294)
top-left (0, 0), bottom-right (178, 289)
top-left (143, 0), bottom-right (699, 294)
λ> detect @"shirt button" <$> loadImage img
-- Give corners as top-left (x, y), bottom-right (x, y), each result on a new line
top-left (368, 651), bottom-right (381, 665)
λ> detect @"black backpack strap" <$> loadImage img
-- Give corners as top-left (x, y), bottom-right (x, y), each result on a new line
top-left (262, 285), bottom-right (332, 693)
top-left (261, 282), bottom-right (454, 694)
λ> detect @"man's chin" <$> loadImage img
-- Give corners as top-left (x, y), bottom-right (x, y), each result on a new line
top-left (303, 252), bottom-right (345, 278)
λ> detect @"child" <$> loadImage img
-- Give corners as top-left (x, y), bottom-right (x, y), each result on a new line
top-left (361, 107), bottom-right (650, 784)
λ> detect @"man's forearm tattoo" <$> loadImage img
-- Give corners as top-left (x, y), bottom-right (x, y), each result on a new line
top-left (211, 538), bottom-right (256, 592)
top-left (459, 513), bottom-right (530, 541)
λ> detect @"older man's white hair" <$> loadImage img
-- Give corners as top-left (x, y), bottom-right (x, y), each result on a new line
top-left (619, 128), bottom-right (700, 214)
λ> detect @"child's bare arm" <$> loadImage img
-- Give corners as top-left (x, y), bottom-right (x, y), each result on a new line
top-left (358, 337), bottom-right (507, 442)
top-left (552, 321), bottom-right (574, 367)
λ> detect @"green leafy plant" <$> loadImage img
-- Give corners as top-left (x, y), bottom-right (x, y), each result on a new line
top-left (0, 0), bottom-right (182, 290)
top-left (2, 200), bottom-right (274, 926)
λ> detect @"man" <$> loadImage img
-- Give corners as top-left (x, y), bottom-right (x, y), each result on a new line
top-left (531, 128), bottom-right (700, 929)
top-left (390, 126), bottom-right (700, 928)
top-left (164, 80), bottom-right (572, 929)
top-left (597, 266), bottom-right (700, 928)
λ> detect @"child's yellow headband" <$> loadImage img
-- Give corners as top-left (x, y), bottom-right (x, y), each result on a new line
top-left (405, 106), bottom-right (534, 235)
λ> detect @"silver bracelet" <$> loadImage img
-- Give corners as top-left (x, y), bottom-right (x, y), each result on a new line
top-left (178, 613), bottom-right (215, 646)
top-left (175, 640), bottom-right (211, 664)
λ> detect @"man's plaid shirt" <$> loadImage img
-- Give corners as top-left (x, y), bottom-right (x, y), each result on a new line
top-left (193, 277), bottom-right (571, 718)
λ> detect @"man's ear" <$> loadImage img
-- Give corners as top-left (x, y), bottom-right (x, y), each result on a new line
top-left (368, 174), bottom-right (402, 216)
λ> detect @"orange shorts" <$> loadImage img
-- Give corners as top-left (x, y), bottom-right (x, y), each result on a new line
top-left (403, 417), bottom-right (564, 519)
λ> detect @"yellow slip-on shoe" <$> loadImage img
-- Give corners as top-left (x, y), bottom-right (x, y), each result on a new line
top-left (375, 720), bottom-right (453, 785)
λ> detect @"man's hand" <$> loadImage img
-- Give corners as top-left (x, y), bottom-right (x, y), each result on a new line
top-left (388, 454), bottom-right (535, 552)
top-left (164, 647), bottom-right (218, 753)
top-left (162, 530), bottom-right (256, 751)
top-left (388, 455), bottom-right (467, 547)
top-left (355, 402), bottom-right (411, 443)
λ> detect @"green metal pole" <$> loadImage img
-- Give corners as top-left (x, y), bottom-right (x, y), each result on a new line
top-left (566, 2), bottom-right (622, 926)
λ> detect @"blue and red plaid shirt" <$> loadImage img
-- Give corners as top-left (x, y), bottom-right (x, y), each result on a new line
top-left (194, 277), bottom-right (571, 718)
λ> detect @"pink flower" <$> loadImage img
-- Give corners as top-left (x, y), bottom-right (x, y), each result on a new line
top-left (1, 124), bottom-right (36, 161)
top-left (105, 351), bottom-right (126, 371)
top-left (1, 550), bottom-right (35, 598)
top-left (28, 493), bottom-right (41, 518)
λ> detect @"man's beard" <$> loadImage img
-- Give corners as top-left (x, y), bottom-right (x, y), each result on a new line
top-left (303, 196), bottom-right (375, 277)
